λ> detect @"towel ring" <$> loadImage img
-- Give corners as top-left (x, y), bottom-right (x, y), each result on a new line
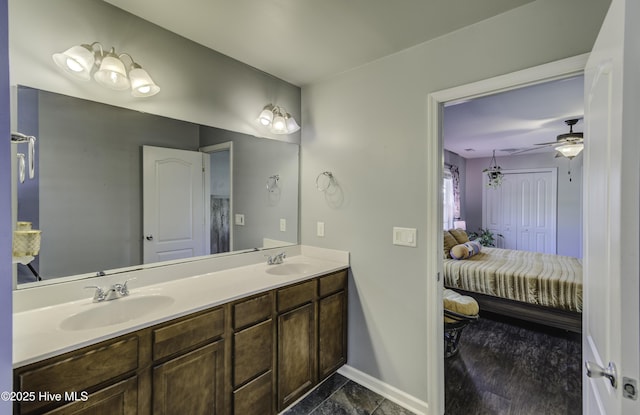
top-left (266, 174), bottom-right (280, 192)
top-left (316, 171), bottom-right (335, 192)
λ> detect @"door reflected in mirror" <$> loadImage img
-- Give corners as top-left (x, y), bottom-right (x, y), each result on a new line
top-left (15, 86), bottom-right (299, 286)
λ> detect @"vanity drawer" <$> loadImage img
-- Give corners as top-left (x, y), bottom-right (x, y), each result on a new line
top-left (277, 280), bottom-right (316, 312)
top-left (16, 335), bottom-right (139, 414)
top-left (233, 319), bottom-right (273, 387)
top-left (233, 292), bottom-right (273, 330)
top-left (319, 270), bottom-right (347, 297)
top-left (153, 306), bottom-right (224, 361)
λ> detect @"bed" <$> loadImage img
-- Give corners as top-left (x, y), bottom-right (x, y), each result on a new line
top-left (443, 235), bottom-right (583, 333)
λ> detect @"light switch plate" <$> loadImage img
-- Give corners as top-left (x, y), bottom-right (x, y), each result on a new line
top-left (317, 221), bottom-right (325, 237)
top-left (393, 227), bottom-right (417, 247)
top-left (280, 218), bottom-right (286, 232)
top-left (235, 214), bottom-right (245, 226)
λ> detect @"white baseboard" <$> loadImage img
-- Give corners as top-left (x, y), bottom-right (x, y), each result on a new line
top-left (337, 365), bottom-right (429, 415)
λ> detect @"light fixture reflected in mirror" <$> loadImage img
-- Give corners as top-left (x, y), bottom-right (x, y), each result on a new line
top-left (257, 104), bottom-right (300, 134)
top-left (53, 42), bottom-right (160, 97)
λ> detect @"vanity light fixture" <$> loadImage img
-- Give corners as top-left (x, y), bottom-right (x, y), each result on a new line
top-left (257, 104), bottom-right (300, 134)
top-left (53, 42), bottom-right (160, 97)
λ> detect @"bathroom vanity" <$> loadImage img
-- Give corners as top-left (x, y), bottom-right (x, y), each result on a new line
top-left (12, 249), bottom-right (348, 414)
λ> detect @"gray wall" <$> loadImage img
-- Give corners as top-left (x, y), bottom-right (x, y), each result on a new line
top-left (200, 128), bottom-right (299, 250)
top-left (465, 153), bottom-right (583, 258)
top-left (300, 0), bottom-right (608, 401)
top-left (0, 0), bottom-right (12, 403)
top-left (36, 89), bottom-right (199, 279)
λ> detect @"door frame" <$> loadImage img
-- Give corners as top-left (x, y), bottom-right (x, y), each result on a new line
top-left (425, 53), bottom-right (588, 414)
top-left (199, 142), bottom-right (234, 252)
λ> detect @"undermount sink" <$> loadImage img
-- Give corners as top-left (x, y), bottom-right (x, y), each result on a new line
top-left (265, 263), bottom-right (314, 276)
top-left (60, 295), bottom-right (175, 331)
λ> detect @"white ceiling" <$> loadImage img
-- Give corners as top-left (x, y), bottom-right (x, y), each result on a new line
top-left (444, 75), bottom-right (585, 159)
top-left (103, 0), bottom-right (533, 86)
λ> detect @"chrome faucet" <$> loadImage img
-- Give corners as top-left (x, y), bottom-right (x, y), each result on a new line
top-left (265, 252), bottom-right (286, 265)
top-left (85, 279), bottom-right (135, 302)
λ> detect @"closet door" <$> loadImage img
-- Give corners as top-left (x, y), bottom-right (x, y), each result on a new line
top-left (515, 172), bottom-right (556, 254)
top-left (483, 169), bottom-right (557, 254)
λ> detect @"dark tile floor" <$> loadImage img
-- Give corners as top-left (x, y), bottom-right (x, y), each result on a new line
top-left (282, 373), bottom-right (415, 415)
top-left (283, 312), bottom-right (581, 415)
top-left (445, 312), bottom-right (582, 415)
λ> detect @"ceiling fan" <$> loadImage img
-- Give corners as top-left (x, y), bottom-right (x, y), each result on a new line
top-left (511, 118), bottom-right (584, 159)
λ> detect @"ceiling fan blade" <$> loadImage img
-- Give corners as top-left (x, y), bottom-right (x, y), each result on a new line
top-left (509, 146), bottom-right (549, 155)
top-left (534, 141), bottom-right (562, 146)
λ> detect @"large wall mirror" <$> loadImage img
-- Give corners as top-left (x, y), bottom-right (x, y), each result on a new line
top-left (10, 0), bottom-right (301, 288)
top-left (13, 86), bottom-right (299, 286)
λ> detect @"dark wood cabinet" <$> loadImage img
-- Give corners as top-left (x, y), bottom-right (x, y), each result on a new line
top-left (14, 268), bottom-right (348, 415)
top-left (231, 292), bottom-right (275, 415)
top-left (318, 290), bottom-right (347, 380)
top-left (153, 340), bottom-right (225, 415)
top-left (14, 335), bottom-right (141, 415)
top-left (45, 376), bottom-right (138, 415)
top-left (318, 270), bottom-right (348, 381)
top-left (277, 302), bottom-right (316, 411)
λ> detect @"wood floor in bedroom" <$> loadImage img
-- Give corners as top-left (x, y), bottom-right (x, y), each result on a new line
top-left (445, 311), bottom-right (582, 415)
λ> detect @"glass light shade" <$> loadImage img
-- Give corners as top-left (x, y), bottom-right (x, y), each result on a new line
top-left (555, 143), bottom-right (584, 159)
top-left (271, 114), bottom-right (288, 133)
top-left (94, 55), bottom-right (130, 90)
top-left (129, 67), bottom-right (160, 97)
top-left (285, 115), bottom-right (300, 133)
top-left (257, 109), bottom-right (274, 126)
top-left (52, 45), bottom-right (95, 80)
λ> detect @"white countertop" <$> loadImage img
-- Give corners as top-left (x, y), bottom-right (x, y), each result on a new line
top-left (13, 248), bottom-right (349, 368)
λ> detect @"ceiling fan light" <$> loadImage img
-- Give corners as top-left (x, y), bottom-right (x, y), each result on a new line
top-left (556, 143), bottom-right (584, 159)
top-left (94, 53), bottom-right (130, 90)
top-left (52, 44), bottom-right (95, 80)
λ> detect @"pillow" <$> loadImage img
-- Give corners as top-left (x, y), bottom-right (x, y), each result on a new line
top-left (443, 289), bottom-right (479, 322)
top-left (449, 240), bottom-right (482, 260)
top-left (443, 231), bottom-right (459, 259)
top-left (449, 228), bottom-right (470, 244)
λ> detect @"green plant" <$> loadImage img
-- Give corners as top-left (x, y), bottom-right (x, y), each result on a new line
top-left (468, 228), bottom-right (503, 247)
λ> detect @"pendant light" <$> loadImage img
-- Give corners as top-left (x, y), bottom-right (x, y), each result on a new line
top-left (483, 150), bottom-right (504, 188)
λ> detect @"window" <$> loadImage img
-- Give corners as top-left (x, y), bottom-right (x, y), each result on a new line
top-left (443, 170), bottom-right (455, 230)
top-left (443, 164), bottom-right (461, 230)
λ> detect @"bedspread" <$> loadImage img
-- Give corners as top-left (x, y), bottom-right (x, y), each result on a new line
top-left (443, 247), bottom-right (582, 312)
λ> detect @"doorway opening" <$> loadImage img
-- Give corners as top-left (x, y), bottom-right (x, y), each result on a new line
top-left (424, 54), bottom-right (588, 414)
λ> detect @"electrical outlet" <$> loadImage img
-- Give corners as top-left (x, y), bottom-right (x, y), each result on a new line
top-left (280, 218), bottom-right (286, 232)
top-left (235, 214), bottom-right (245, 226)
top-left (317, 221), bottom-right (325, 237)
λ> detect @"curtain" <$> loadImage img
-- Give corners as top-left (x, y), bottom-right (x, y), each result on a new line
top-left (446, 164), bottom-right (461, 219)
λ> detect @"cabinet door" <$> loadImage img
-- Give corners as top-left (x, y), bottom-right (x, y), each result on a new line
top-left (153, 340), bottom-right (225, 415)
top-left (44, 377), bottom-right (138, 415)
top-left (318, 290), bottom-right (347, 380)
top-left (277, 303), bottom-right (316, 411)
top-left (233, 371), bottom-right (274, 415)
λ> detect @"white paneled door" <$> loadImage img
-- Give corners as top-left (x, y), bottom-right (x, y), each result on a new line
top-left (583, 0), bottom-right (640, 413)
top-left (483, 169), bottom-right (557, 254)
top-left (142, 145), bottom-right (207, 264)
